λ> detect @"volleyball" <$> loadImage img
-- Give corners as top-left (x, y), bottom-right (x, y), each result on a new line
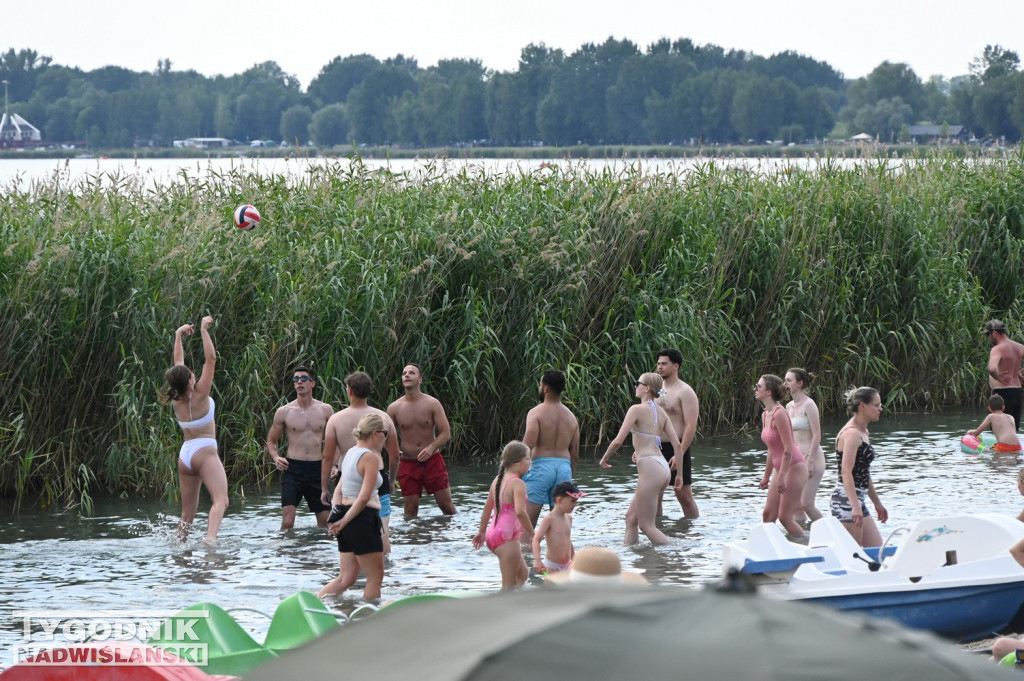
top-left (233, 204), bottom-right (260, 231)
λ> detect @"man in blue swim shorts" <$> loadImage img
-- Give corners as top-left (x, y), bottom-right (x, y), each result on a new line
top-left (522, 369), bottom-right (580, 527)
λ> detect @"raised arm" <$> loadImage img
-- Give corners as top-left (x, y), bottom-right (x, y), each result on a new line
top-left (194, 316), bottom-right (216, 397)
top-left (172, 324), bottom-right (193, 366)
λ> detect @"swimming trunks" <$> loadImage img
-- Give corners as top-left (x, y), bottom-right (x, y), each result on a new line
top-left (660, 442), bottom-right (693, 486)
top-left (993, 442), bottom-right (1023, 453)
top-left (397, 452), bottom-right (450, 496)
top-left (334, 504), bottom-right (384, 555)
top-left (542, 556), bottom-right (572, 573)
top-left (178, 437), bottom-right (217, 471)
top-left (994, 387), bottom-right (1023, 430)
top-left (281, 458), bottom-right (330, 514)
top-left (761, 406), bottom-right (806, 468)
top-left (523, 457), bottom-right (573, 508)
top-left (177, 397), bottom-right (215, 430)
top-left (485, 474), bottom-right (524, 552)
top-left (378, 493), bottom-right (391, 518)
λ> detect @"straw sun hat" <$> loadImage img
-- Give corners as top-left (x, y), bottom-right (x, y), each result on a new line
top-left (544, 547), bottom-right (648, 585)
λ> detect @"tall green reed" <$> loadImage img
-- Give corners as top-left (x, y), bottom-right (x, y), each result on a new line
top-left (0, 152), bottom-right (1021, 509)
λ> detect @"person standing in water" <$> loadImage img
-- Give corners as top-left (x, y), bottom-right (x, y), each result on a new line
top-left (159, 317), bottom-right (229, 543)
top-left (785, 368), bottom-right (824, 523)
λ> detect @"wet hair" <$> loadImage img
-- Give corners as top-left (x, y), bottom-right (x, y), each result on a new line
top-left (542, 369), bottom-right (566, 395)
top-left (786, 368), bottom-right (814, 391)
top-left (158, 365), bottom-right (192, 405)
top-left (345, 371), bottom-right (373, 399)
top-left (493, 440), bottom-right (530, 518)
top-left (989, 393), bottom-right (1006, 410)
top-left (639, 372), bottom-right (663, 396)
top-left (760, 374), bottom-right (788, 402)
top-left (352, 413), bottom-right (385, 441)
top-left (657, 348), bottom-right (683, 366)
top-left (844, 386), bottom-right (879, 415)
top-left (293, 365), bottom-right (316, 383)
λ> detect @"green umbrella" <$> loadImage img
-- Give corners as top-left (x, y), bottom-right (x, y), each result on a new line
top-left (246, 585), bottom-right (1011, 680)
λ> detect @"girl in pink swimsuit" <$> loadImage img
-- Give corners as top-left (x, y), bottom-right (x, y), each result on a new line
top-left (755, 374), bottom-right (808, 537)
top-left (473, 441), bottom-right (534, 589)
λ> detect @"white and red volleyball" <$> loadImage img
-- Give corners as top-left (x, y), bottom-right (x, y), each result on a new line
top-left (233, 204), bottom-right (260, 231)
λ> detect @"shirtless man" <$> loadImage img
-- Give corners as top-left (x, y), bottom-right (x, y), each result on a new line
top-left (655, 348), bottom-right (700, 518)
top-left (320, 371), bottom-right (399, 552)
top-left (266, 366), bottom-right (334, 529)
top-left (986, 319), bottom-right (1024, 430)
top-left (521, 369), bottom-right (580, 527)
top-left (386, 364), bottom-right (456, 516)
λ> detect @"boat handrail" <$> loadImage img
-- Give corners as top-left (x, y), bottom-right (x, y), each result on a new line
top-left (877, 526), bottom-right (910, 568)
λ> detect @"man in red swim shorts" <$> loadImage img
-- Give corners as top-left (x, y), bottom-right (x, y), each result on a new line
top-left (387, 364), bottom-right (457, 517)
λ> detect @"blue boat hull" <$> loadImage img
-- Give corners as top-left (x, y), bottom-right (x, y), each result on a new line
top-left (803, 581), bottom-right (1024, 641)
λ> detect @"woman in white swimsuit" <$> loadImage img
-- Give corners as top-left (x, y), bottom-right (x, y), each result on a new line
top-left (159, 316), bottom-right (229, 543)
top-left (599, 372), bottom-right (681, 545)
top-left (785, 368), bottom-right (824, 523)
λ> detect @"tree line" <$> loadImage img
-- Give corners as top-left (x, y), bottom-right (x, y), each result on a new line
top-left (1, 40), bottom-right (1022, 149)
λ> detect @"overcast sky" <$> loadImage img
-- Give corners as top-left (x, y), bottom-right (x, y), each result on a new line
top-left (3, 0), bottom-right (1023, 88)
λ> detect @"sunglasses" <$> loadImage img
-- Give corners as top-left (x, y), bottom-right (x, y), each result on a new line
top-left (635, 381), bottom-right (648, 388)
top-left (292, 376), bottom-right (312, 383)
top-left (377, 429), bottom-right (389, 437)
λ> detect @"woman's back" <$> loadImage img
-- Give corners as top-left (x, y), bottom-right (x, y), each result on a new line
top-left (630, 402), bottom-right (665, 456)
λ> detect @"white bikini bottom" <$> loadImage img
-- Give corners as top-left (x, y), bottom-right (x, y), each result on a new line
top-left (179, 438), bottom-right (217, 471)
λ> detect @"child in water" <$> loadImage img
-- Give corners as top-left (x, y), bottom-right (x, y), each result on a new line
top-left (472, 441), bottom-right (534, 589)
top-left (968, 394), bottom-right (1023, 453)
top-left (532, 480), bottom-right (585, 574)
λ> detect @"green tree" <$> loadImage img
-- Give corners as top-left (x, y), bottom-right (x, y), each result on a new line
top-left (970, 45), bottom-right (1020, 83)
top-left (279, 105), bottom-right (313, 145)
top-left (853, 96), bottom-right (913, 142)
top-left (346, 58), bottom-right (418, 144)
top-left (973, 74), bottom-right (1020, 140)
top-left (309, 103), bottom-right (349, 147)
top-left (307, 54), bottom-right (379, 105)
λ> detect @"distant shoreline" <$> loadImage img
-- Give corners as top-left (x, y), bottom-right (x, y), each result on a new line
top-left (0, 142), bottom-right (1004, 161)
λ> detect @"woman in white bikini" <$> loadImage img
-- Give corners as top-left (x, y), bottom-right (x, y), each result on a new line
top-left (159, 316), bottom-right (229, 542)
top-left (785, 368), bottom-right (824, 523)
top-left (599, 372), bottom-right (681, 545)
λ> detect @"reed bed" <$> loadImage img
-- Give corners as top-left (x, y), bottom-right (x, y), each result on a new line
top-left (1, 153), bottom-right (1022, 509)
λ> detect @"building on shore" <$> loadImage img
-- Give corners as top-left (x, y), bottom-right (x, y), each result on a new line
top-left (0, 112), bottom-right (42, 148)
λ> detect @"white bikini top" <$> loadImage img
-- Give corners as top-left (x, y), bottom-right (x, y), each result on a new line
top-left (178, 396), bottom-right (215, 430)
top-left (790, 413), bottom-right (810, 431)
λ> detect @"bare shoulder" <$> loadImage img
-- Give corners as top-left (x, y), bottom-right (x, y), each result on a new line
top-left (315, 400), bottom-right (335, 418)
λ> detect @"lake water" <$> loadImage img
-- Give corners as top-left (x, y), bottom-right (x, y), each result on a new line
top-left (1, 407), bottom-right (1020, 660)
top-left (0, 155), bottom-right (874, 190)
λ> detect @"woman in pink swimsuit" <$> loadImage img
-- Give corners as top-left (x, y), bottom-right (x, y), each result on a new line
top-left (755, 374), bottom-right (808, 537)
top-left (473, 441), bottom-right (534, 589)
top-left (158, 317), bottom-right (229, 543)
